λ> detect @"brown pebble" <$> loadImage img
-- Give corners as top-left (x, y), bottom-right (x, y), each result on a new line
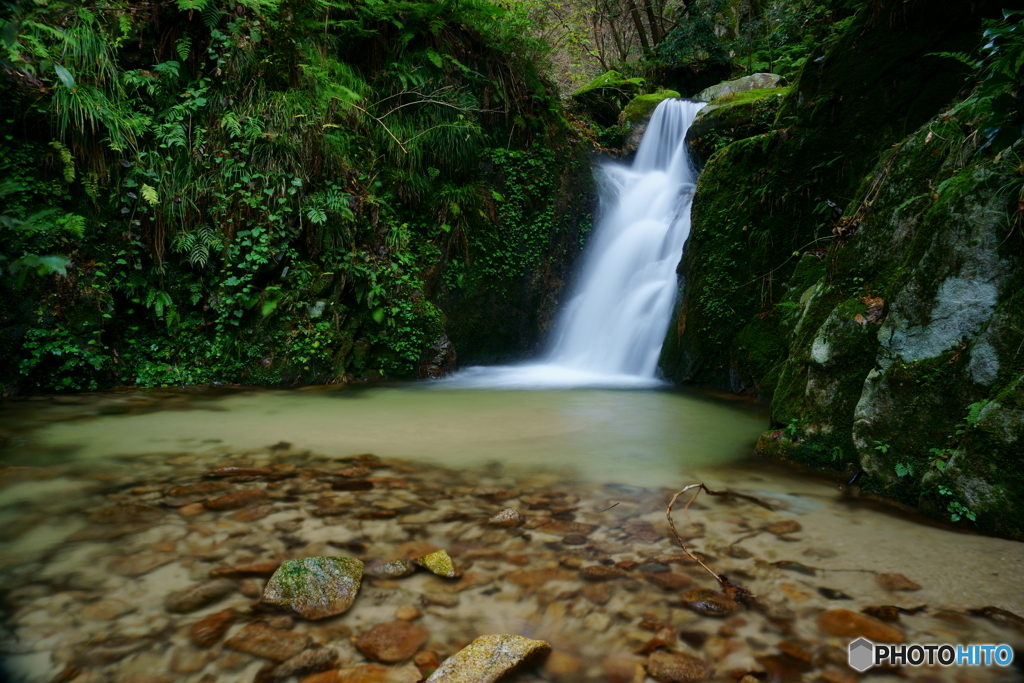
top-left (581, 565), bottom-right (627, 581)
top-left (647, 650), bottom-right (710, 682)
top-left (204, 490), bottom-right (269, 510)
top-left (778, 640), bottom-right (812, 662)
top-left (355, 621), bottom-right (429, 663)
top-left (180, 501), bottom-right (207, 518)
top-left (334, 466), bottom-right (372, 478)
top-left (225, 623), bottom-right (312, 662)
top-left (876, 572), bottom-right (921, 591)
top-left (232, 504), bottom-right (276, 521)
top-left (817, 609), bottom-right (905, 643)
top-left (205, 467), bottom-right (273, 477)
top-left (239, 578), bottom-right (265, 598)
top-left (681, 588), bottom-right (740, 617)
top-left (268, 615), bottom-right (295, 630)
top-left (395, 605), bottom-right (422, 621)
top-left (582, 582), bottom-right (613, 605)
top-left (602, 654), bottom-right (646, 683)
top-left (168, 481), bottom-right (233, 497)
top-left (764, 520), bottom-right (802, 535)
top-left (538, 520), bottom-right (597, 537)
top-left (274, 648), bottom-right (339, 679)
top-left (642, 572), bottom-right (694, 591)
top-left (210, 561), bottom-right (281, 578)
top-left (165, 579), bottom-right (236, 613)
top-left (189, 608), bottom-right (238, 648)
top-left (544, 650), bottom-right (582, 675)
top-left (862, 605), bottom-right (901, 622)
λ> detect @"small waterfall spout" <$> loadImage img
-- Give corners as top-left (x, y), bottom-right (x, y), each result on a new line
top-left (449, 98), bottom-right (705, 389)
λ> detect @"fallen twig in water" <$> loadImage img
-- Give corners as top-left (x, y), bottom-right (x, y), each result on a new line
top-left (666, 483), bottom-right (758, 603)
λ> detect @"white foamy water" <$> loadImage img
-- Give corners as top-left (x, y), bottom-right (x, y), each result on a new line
top-left (448, 99), bottom-right (705, 389)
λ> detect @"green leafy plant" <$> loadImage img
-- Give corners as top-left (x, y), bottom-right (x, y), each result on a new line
top-left (937, 485), bottom-right (977, 523)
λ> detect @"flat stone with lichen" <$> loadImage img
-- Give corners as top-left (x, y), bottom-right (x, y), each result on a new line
top-left (425, 634), bottom-right (550, 683)
top-left (414, 549), bottom-right (457, 577)
top-left (261, 556), bottom-right (363, 619)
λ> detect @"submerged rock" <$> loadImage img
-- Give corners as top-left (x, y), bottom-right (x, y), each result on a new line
top-left (817, 609), bottom-right (904, 643)
top-left (413, 549), bottom-right (458, 578)
top-left (189, 607), bottom-right (238, 648)
top-left (366, 559), bottom-right (416, 579)
top-left (225, 623), bottom-right (312, 661)
top-left (262, 557), bottom-right (364, 619)
top-left (487, 508), bottom-right (524, 528)
top-left (210, 561), bottom-right (280, 578)
top-left (646, 650), bottom-right (711, 683)
top-left (273, 648), bottom-right (339, 679)
top-left (424, 634), bottom-right (551, 683)
top-left (875, 573), bottom-right (921, 591)
top-left (355, 621), bottom-right (429, 663)
top-left (165, 579), bottom-right (236, 613)
top-left (302, 664), bottom-right (421, 683)
top-left (680, 588), bottom-right (740, 617)
top-left (204, 489), bottom-right (268, 510)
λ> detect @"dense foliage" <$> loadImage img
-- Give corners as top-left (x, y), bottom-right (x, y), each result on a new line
top-left (0, 0), bottom-right (586, 391)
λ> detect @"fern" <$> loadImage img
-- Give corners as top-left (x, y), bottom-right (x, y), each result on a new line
top-left (141, 184), bottom-right (159, 205)
top-left (927, 51), bottom-right (979, 70)
top-left (176, 36), bottom-right (192, 62)
top-left (48, 141), bottom-right (75, 182)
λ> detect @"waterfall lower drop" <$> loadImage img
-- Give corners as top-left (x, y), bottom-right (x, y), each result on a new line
top-left (449, 98), bottom-right (706, 389)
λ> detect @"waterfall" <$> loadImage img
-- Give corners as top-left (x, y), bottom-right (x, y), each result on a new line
top-left (448, 98), bottom-right (705, 389)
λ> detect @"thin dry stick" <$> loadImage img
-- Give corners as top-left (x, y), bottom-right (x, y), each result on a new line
top-left (666, 484), bottom-right (759, 602)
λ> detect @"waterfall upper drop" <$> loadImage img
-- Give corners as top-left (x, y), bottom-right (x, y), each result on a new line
top-left (449, 98), bottom-right (705, 389)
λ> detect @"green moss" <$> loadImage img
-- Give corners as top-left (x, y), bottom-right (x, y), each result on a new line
top-left (571, 70), bottom-right (645, 97)
top-left (571, 70), bottom-right (646, 126)
top-left (620, 90), bottom-right (681, 125)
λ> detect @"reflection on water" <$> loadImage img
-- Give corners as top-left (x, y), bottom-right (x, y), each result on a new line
top-left (0, 387), bottom-right (1022, 683)
top-left (5, 385), bottom-right (769, 487)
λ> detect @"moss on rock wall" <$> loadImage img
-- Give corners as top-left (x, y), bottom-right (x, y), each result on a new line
top-left (662, 0), bottom-right (1024, 537)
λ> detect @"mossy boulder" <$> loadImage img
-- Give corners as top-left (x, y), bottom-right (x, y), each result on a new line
top-left (764, 115), bottom-right (1024, 539)
top-left (685, 86), bottom-right (789, 165)
top-left (619, 90), bottom-right (681, 126)
top-left (571, 70), bottom-right (645, 126)
top-left (661, 0), bottom-right (1022, 536)
top-left (695, 72), bottom-right (782, 102)
top-left (619, 90), bottom-right (681, 155)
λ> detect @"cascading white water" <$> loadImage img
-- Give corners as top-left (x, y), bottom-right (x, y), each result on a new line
top-left (448, 98), bottom-right (705, 389)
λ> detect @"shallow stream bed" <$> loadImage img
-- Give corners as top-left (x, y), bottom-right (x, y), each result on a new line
top-left (1, 385), bottom-right (1022, 683)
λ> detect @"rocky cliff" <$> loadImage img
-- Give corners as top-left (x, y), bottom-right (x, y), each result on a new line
top-left (663, 0), bottom-right (1024, 538)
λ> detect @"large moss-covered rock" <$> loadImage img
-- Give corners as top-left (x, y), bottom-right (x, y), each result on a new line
top-left (620, 91), bottom-right (682, 126)
top-left (571, 70), bottom-right (645, 126)
top-left (661, 0), bottom-right (1022, 536)
top-left (685, 86), bottom-right (789, 165)
top-left (767, 117), bottom-right (1024, 538)
top-left (695, 73), bottom-right (781, 102)
top-left (662, 0), bottom-right (1002, 396)
top-left (620, 90), bottom-right (682, 156)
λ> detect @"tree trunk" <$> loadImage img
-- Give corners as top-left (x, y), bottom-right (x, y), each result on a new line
top-left (625, 0), bottom-right (650, 51)
top-left (643, 0), bottom-right (662, 45)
